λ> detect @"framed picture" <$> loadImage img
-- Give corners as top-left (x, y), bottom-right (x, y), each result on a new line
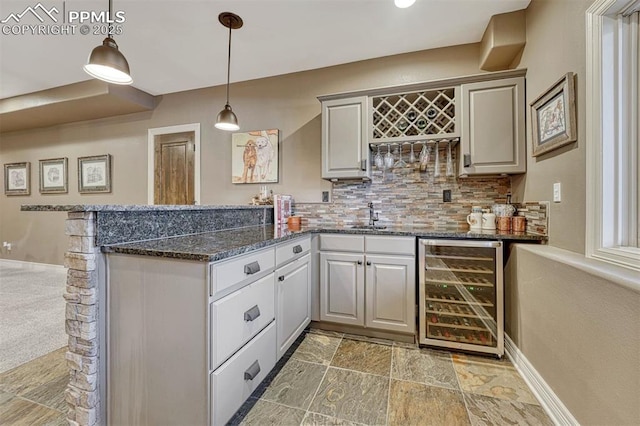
top-left (4, 162), bottom-right (30, 195)
top-left (530, 72), bottom-right (577, 157)
top-left (231, 129), bottom-right (279, 184)
top-left (78, 154), bottom-right (111, 193)
top-left (39, 157), bottom-right (68, 194)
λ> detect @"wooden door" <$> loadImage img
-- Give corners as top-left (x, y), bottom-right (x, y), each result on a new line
top-left (319, 252), bottom-right (365, 326)
top-left (365, 255), bottom-right (415, 333)
top-left (154, 132), bottom-right (195, 204)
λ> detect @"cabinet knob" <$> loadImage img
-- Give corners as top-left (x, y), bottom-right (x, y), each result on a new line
top-left (278, 275), bottom-right (285, 281)
top-left (244, 360), bottom-right (261, 381)
top-left (243, 305), bottom-right (261, 322)
top-left (357, 260), bottom-right (363, 265)
top-left (366, 261), bottom-right (371, 266)
top-left (292, 245), bottom-right (303, 254)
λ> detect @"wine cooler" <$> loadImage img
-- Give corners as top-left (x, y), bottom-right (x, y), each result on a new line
top-left (418, 239), bottom-right (504, 357)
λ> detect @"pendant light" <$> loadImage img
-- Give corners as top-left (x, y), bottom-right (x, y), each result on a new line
top-left (215, 12), bottom-right (243, 131)
top-left (394, 0), bottom-right (416, 8)
top-left (83, 0), bottom-right (132, 85)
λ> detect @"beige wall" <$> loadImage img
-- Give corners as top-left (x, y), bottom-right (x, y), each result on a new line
top-left (0, 43), bottom-right (483, 264)
top-left (506, 245), bottom-right (640, 425)
top-left (508, 2), bottom-right (640, 425)
top-left (512, 0), bottom-right (589, 254)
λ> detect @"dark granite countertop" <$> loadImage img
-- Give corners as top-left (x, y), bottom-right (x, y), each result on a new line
top-left (21, 204), bottom-right (270, 212)
top-left (102, 224), bottom-right (546, 262)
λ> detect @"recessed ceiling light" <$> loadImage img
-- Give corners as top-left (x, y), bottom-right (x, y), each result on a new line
top-left (395, 0), bottom-right (416, 8)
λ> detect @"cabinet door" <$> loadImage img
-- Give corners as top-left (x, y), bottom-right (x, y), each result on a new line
top-left (276, 254), bottom-right (311, 359)
top-left (460, 77), bottom-right (526, 175)
top-left (321, 96), bottom-right (370, 180)
top-left (365, 255), bottom-right (415, 333)
top-left (319, 252), bottom-right (365, 326)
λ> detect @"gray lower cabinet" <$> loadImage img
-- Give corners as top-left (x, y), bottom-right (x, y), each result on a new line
top-left (320, 96), bottom-right (370, 180)
top-left (106, 237), bottom-right (312, 426)
top-left (319, 234), bottom-right (416, 334)
top-left (275, 237), bottom-right (311, 359)
top-left (107, 245), bottom-right (283, 426)
top-left (459, 76), bottom-right (526, 175)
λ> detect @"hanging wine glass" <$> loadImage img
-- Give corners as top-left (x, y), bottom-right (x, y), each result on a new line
top-left (420, 143), bottom-right (430, 172)
top-left (384, 143), bottom-right (395, 170)
top-left (374, 145), bottom-right (384, 170)
top-left (408, 142), bottom-right (416, 165)
top-left (419, 142), bottom-right (427, 163)
top-left (446, 142), bottom-right (454, 177)
top-left (433, 141), bottom-right (441, 177)
top-left (394, 143), bottom-right (408, 168)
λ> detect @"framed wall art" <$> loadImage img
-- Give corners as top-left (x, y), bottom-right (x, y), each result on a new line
top-left (530, 72), bottom-right (577, 157)
top-left (39, 157), bottom-right (68, 194)
top-left (78, 154), bottom-right (111, 193)
top-left (231, 129), bottom-right (279, 184)
top-left (4, 162), bottom-right (30, 196)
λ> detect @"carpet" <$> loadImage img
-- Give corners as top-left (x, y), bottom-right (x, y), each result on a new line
top-left (0, 261), bottom-right (67, 373)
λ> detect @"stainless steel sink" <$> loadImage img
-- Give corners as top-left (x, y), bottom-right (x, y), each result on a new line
top-left (349, 225), bottom-right (387, 230)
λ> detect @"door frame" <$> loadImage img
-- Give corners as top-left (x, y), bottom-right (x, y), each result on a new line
top-left (147, 123), bottom-right (201, 204)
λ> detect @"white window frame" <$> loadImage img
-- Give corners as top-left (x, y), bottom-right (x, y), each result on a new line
top-left (586, 0), bottom-right (640, 271)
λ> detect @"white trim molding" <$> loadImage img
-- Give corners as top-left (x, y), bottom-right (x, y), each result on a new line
top-left (586, 0), bottom-right (640, 271)
top-left (147, 123), bottom-right (201, 205)
top-left (505, 335), bottom-right (580, 426)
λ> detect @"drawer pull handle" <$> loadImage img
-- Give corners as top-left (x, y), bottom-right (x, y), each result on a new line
top-left (244, 305), bottom-right (261, 322)
top-left (292, 245), bottom-right (303, 254)
top-left (244, 261), bottom-right (261, 275)
top-left (244, 360), bottom-right (261, 381)
top-left (278, 275), bottom-right (285, 282)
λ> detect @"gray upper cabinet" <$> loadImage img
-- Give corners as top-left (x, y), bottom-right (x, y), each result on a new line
top-left (459, 77), bottom-right (526, 175)
top-left (320, 96), bottom-right (370, 180)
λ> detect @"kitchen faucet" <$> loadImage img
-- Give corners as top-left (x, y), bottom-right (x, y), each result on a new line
top-left (368, 202), bottom-right (379, 226)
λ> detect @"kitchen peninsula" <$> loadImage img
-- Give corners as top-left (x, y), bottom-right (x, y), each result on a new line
top-left (22, 203), bottom-right (545, 425)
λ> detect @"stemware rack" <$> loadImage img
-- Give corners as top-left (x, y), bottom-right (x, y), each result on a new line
top-left (368, 138), bottom-right (459, 155)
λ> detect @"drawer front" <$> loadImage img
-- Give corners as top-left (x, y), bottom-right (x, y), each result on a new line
top-left (210, 247), bottom-right (275, 298)
top-left (212, 322), bottom-right (276, 426)
top-left (211, 273), bottom-right (275, 369)
top-left (320, 234), bottom-right (364, 252)
top-left (276, 236), bottom-right (311, 267)
top-left (365, 236), bottom-right (415, 256)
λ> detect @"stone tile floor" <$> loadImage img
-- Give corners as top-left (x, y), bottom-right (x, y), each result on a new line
top-left (0, 347), bottom-right (67, 425)
top-left (231, 329), bottom-right (553, 426)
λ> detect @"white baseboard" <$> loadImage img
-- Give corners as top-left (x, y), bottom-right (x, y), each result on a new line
top-left (0, 258), bottom-right (66, 271)
top-left (504, 334), bottom-right (580, 426)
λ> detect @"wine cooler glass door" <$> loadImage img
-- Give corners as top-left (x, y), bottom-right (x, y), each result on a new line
top-left (419, 239), bottom-right (504, 356)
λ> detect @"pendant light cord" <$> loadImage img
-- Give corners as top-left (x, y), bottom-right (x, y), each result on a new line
top-left (108, 0), bottom-right (112, 37)
top-left (225, 19), bottom-right (232, 105)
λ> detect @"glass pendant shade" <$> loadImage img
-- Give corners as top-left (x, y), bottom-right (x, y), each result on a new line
top-left (394, 0), bottom-right (416, 8)
top-left (215, 104), bottom-right (239, 131)
top-left (83, 37), bottom-right (132, 85)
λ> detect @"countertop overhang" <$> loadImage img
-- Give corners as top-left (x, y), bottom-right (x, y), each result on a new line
top-left (102, 224), bottom-right (546, 262)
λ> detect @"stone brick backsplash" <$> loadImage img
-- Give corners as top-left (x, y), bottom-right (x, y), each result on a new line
top-left (294, 150), bottom-right (512, 228)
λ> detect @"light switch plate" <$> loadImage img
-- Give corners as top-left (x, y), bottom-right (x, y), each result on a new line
top-left (553, 183), bottom-right (562, 202)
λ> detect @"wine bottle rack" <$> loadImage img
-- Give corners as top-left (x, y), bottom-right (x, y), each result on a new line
top-left (419, 239), bottom-right (504, 357)
top-left (371, 87), bottom-right (458, 142)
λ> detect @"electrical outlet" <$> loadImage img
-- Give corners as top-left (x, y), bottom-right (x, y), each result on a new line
top-left (443, 190), bottom-right (452, 202)
top-left (322, 191), bottom-right (329, 202)
top-left (553, 182), bottom-right (562, 202)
